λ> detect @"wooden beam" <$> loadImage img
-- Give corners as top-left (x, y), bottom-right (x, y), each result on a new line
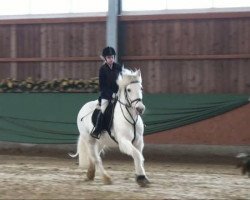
top-left (121, 54), bottom-right (250, 61)
top-left (0, 16), bottom-right (106, 25)
top-left (0, 56), bottom-right (100, 62)
top-left (119, 11), bottom-right (250, 22)
top-left (1, 54), bottom-right (250, 63)
top-left (1, 11), bottom-right (250, 25)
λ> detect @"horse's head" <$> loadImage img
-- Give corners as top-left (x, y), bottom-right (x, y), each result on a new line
top-left (117, 68), bottom-right (145, 115)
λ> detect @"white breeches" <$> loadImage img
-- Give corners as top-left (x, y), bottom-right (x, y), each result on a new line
top-left (100, 99), bottom-right (109, 113)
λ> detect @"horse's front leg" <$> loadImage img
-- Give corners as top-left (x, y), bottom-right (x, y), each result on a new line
top-left (133, 136), bottom-right (150, 186)
top-left (119, 139), bottom-right (149, 187)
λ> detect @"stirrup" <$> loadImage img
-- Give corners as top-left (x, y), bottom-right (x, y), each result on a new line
top-left (90, 131), bottom-right (101, 139)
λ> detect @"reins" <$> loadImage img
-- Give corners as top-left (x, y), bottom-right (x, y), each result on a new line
top-left (119, 102), bottom-right (138, 144)
top-left (117, 80), bottom-right (142, 144)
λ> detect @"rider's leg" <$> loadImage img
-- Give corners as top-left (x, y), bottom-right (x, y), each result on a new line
top-left (100, 99), bottom-right (108, 113)
top-left (91, 99), bottom-right (108, 139)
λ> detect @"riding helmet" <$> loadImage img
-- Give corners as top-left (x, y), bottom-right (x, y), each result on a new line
top-left (102, 46), bottom-right (116, 57)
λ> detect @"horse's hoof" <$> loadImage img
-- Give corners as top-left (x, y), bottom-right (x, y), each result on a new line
top-left (103, 175), bottom-right (112, 185)
top-left (86, 169), bottom-right (95, 181)
top-left (136, 175), bottom-right (150, 187)
top-left (84, 177), bottom-right (94, 182)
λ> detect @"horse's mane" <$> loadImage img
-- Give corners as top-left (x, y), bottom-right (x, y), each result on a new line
top-left (117, 67), bottom-right (142, 88)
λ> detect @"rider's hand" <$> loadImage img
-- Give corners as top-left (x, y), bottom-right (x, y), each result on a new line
top-left (96, 102), bottom-right (101, 110)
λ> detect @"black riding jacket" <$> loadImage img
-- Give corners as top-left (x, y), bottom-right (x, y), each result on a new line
top-left (99, 62), bottom-right (122, 100)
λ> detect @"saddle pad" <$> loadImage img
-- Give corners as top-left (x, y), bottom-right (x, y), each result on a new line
top-left (91, 100), bottom-right (116, 133)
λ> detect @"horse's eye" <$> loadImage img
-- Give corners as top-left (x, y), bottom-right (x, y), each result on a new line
top-left (127, 88), bottom-right (131, 92)
top-left (141, 87), bottom-right (143, 91)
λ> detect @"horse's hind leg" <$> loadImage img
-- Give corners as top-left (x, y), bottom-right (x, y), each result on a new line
top-left (88, 139), bottom-right (112, 184)
top-left (77, 134), bottom-right (96, 181)
top-left (77, 135), bottom-right (88, 168)
top-left (86, 158), bottom-right (95, 181)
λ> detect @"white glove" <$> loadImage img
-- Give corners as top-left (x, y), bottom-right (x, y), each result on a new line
top-left (96, 104), bottom-right (101, 110)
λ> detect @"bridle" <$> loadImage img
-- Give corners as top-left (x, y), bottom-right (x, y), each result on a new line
top-left (118, 80), bottom-right (142, 108)
top-left (117, 80), bottom-right (143, 143)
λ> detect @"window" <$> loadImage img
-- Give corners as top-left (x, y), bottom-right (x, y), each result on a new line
top-left (0, 0), bottom-right (108, 16)
top-left (0, 0), bottom-right (29, 15)
top-left (213, 0), bottom-right (250, 8)
top-left (122, 0), bottom-right (166, 11)
top-left (29, 0), bottom-right (70, 14)
top-left (0, 0), bottom-right (250, 16)
top-left (122, 0), bottom-right (250, 11)
top-left (71, 0), bottom-right (108, 13)
top-left (167, 0), bottom-right (211, 10)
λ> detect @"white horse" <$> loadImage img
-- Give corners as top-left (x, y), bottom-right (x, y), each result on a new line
top-left (70, 68), bottom-right (150, 187)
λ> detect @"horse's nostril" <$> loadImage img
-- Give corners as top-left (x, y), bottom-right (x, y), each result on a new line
top-left (136, 107), bottom-right (144, 114)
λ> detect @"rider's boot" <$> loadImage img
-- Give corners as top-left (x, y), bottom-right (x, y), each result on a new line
top-left (90, 111), bottom-right (104, 139)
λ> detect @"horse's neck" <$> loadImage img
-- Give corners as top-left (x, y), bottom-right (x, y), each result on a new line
top-left (118, 89), bottom-right (137, 119)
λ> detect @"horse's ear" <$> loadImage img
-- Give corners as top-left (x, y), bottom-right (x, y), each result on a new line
top-left (137, 69), bottom-right (141, 77)
top-left (121, 65), bottom-right (126, 74)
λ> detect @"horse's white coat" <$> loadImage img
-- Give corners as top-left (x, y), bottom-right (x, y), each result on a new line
top-left (71, 68), bottom-right (148, 184)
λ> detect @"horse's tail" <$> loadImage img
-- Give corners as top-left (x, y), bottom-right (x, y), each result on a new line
top-left (71, 134), bottom-right (89, 168)
top-left (68, 151), bottom-right (78, 158)
top-left (72, 101), bottom-right (96, 168)
top-left (68, 136), bottom-right (81, 158)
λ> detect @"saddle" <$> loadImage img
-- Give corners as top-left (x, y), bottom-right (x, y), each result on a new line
top-left (91, 98), bottom-right (117, 135)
